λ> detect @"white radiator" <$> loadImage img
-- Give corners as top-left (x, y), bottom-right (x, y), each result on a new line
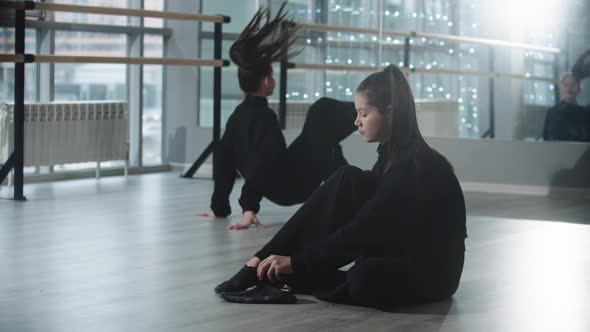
top-left (0, 101), bottom-right (128, 179)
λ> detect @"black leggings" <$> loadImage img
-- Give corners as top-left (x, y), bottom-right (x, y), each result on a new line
top-left (263, 98), bottom-right (357, 206)
top-left (256, 166), bottom-right (464, 309)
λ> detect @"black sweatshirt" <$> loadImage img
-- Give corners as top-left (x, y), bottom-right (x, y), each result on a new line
top-left (291, 142), bottom-right (467, 274)
top-left (543, 101), bottom-right (590, 142)
top-left (211, 95), bottom-right (287, 217)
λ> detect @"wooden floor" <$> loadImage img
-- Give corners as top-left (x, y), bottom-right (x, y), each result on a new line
top-left (1, 173), bottom-right (589, 332)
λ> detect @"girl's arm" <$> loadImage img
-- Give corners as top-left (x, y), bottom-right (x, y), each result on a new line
top-left (237, 111), bottom-right (286, 216)
top-left (209, 127), bottom-right (237, 217)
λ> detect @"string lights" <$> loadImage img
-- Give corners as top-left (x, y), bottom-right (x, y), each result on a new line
top-left (281, 0), bottom-right (555, 137)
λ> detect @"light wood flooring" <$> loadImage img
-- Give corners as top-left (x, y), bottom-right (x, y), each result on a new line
top-left (1, 173), bottom-right (589, 332)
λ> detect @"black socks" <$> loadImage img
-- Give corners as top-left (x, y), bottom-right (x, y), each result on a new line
top-left (214, 265), bottom-right (259, 294)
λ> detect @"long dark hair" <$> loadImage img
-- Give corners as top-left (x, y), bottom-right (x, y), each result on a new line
top-left (356, 64), bottom-right (425, 165)
top-left (572, 48), bottom-right (590, 82)
top-left (229, 2), bottom-right (300, 94)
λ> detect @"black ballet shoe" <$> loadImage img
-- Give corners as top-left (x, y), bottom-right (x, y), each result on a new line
top-left (214, 265), bottom-right (258, 294)
top-left (218, 282), bottom-right (298, 304)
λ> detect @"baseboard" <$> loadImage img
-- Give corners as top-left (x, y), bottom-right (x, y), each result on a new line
top-left (462, 181), bottom-right (590, 198)
top-left (168, 164), bottom-right (590, 197)
top-left (1, 164), bottom-right (171, 185)
top-left (169, 165), bottom-right (589, 198)
top-left (5, 163), bottom-right (587, 199)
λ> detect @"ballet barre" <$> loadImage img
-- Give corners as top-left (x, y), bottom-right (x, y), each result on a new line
top-left (0, 1), bottom-right (231, 200)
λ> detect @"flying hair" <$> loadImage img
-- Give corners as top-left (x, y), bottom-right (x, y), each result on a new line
top-left (229, 2), bottom-right (301, 69)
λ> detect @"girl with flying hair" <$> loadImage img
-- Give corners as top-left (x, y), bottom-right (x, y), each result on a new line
top-left (215, 65), bottom-right (467, 309)
top-left (197, 3), bottom-right (357, 229)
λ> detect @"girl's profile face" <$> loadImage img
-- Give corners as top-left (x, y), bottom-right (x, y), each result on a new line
top-left (354, 93), bottom-right (390, 143)
top-left (262, 73), bottom-right (276, 96)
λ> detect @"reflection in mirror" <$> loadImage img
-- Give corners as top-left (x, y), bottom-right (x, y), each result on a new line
top-left (195, 0), bottom-right (589, 145)
top-left (542, 71), bottom-right (590, 143)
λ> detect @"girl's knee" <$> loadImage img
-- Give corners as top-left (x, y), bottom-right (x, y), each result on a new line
top-left (327, 165), bottom-right (375, 197)
top-left (307, 97), bottom-right (346, 119)
top-left (312, 97), bottom-right (339, 108)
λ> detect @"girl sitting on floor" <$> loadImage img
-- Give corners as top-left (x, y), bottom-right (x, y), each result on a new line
top-left (214, 64), bottom-right (468, 309)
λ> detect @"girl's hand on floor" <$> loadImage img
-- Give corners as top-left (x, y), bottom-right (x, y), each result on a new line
top-left (195, 211), bottom-right (216, 217)
top-left (257, 255), bottom-right (293, 283)
top-left (228, 211), bottom-right (267, 230)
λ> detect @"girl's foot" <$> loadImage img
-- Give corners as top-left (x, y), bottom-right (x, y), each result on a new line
top-left (214, 265), bottom-right (259, 294)
top-left (218, 283), bottom-right (297, 304)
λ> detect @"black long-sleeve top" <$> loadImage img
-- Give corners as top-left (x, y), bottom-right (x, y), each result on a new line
top-left (543, 101), bottom-right (590, 142)
top-left (291, 142), bottom-right (467, 274)
top-left (210, 95), bottom-right (287, 217)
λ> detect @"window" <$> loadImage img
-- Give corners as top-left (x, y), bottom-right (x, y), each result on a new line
top-left (52, 30), bottom-right (127, 171)
top-left (0, 28), bottom-right (37, 103)
top-left (524, 51), bottom-right (555, 107)
top-left (142, 1), bottom-right (164, 165)
top-left (198, 1), bottom-right (261, 127)
top-left (142, 51), bottom-right (163, 165)
top-left (52, 0), bottom-right (129, 26)
top-left (54, 31), bottom-right (126, 102)
top-left (144, 0), bottom-right (164, 28)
